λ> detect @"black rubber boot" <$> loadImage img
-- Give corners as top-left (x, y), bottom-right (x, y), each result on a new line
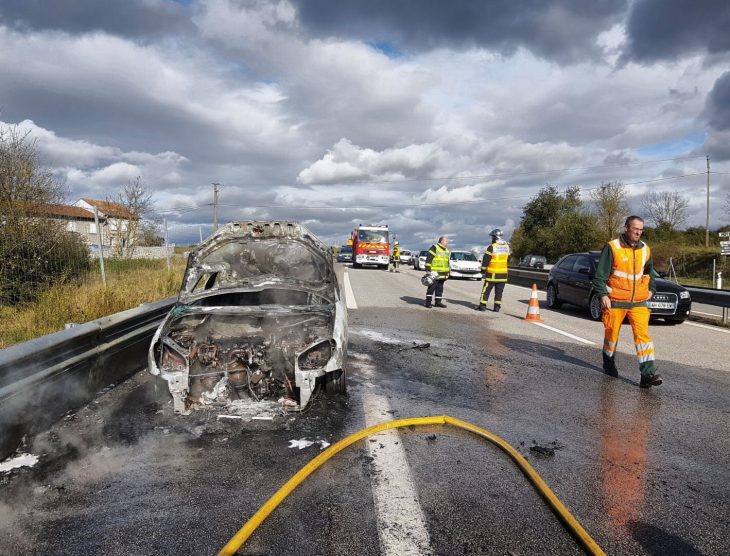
top-left (640, 373), bottom-right (663, 388)
top-left (434, 299), bottom-right (446, 308)
top-left (424, 299), bottom-right (432, 308)
top-left (602, 354), bottom-right (618, 377)
top-left (478, 305), bottom-right (487, 312)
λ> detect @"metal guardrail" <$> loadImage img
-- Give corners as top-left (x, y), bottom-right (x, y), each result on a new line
top-left (508, 267), bottom-right (549, 289)
top-left (508, 267), bottom-right (730, 323)
top-left (0, 297), bottom-right (176, 460)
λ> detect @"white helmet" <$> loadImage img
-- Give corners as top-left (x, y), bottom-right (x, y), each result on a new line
top-left (421, 271), bottom-right (438, 286)
top-left (489, 228), bottom-right (503, 241)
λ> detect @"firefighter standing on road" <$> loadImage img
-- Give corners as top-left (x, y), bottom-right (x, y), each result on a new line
top-left (478, 229), bottom-right (510, 312)
top-left (390, 241), bottom-right (401, 272)
top-left (424, 236), bottom-right (450, 308)
top-left (592, 215), bottom-right (662, 388)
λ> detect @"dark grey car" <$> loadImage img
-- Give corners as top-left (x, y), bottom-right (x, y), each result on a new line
top-left (546, 251), bottom-right (691, 323)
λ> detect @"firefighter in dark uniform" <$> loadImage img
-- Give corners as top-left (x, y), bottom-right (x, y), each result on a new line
top-left (478, 229), bottom-right (510, 312)
top-left (424, 236), bottom-right (450, 308)
top-left (390, 241), bottom-right (401, 272)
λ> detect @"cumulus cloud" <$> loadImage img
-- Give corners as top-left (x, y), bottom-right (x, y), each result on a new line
top-left (1, 0), bottom-right (728, 249)
top-left (292, 0), bottom-right (628, 63)
top-left (297, 139), bottom-right (446, 184)
top-left (622, 0), bottom-right (730, 63)
top-left (705, 71), bottom-right (730, 131)
top-left (0, 0), bottom-right (192, 38)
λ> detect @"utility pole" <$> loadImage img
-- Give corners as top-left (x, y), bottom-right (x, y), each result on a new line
top-left (164, 218), bottom-right (171, 271)
top-left (199, 225), bottom-right (203, 244)
top-left (93, 206), bottom-right (106, 287)
top-left (706, 155), bottom-right (710, 247)
top-left (212, 182), bottom-right (220, 231)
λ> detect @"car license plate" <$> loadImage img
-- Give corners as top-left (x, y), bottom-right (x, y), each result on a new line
top-left (648, 302), bottom-right (675, 309)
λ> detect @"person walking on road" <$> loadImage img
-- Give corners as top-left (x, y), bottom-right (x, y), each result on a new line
top-left (592, 216), bottom-right (663, 388)
top-left (390, 241), bottom-right (401, 272)
top-left (478, 229), bottom-right (510, 312)
top-left (424, 236), bottom-right (450, 308)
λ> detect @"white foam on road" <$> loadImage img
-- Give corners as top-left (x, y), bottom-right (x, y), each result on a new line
top-left (0, 453), bottom-right (39, 473)
top-left (363, 391), bottom-right (433, 556)
top-left (350, 328), bottom-right (407, 345)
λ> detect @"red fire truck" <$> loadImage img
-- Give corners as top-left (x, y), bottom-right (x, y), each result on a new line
top-left (351, 224), bottom-right (390, 269)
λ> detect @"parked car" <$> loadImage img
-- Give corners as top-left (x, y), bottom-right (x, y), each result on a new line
top-left (518, 254), bottom-right (547, 269)
top-left (148, 221), bottom-right (348, 415)
top-left (337, 245), bottom-right (353, 263)
top-left (449, 250), bottom-right (482, 280)
top-left (546, 251), bottom-right (691, 323)
top-left (399, 249), bottom-right (412, 264)
top-left (413, 250), bottom-right (428, 270)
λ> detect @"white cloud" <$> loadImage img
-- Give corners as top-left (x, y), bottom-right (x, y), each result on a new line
top-left (1, 1), bottom-right (728, 250)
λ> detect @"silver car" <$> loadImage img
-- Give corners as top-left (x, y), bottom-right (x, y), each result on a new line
top-left (148, 221), bottom-right (347, 414)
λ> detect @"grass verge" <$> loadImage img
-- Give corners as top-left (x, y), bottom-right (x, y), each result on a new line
top-left (0, 257), bottom-right (186, 349)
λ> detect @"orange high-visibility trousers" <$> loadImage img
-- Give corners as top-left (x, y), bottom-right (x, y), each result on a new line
top-left (602, 305), bottom-right (657, 376)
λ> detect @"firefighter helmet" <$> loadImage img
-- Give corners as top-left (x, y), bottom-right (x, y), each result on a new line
top-left (489, 228), bottom-right (503, 241)
top-left (421, 271), bottom-right (438, 287)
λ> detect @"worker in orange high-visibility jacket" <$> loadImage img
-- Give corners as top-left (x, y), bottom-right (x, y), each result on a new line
top-left (478, 229), bottom-right (510, 312)
top-left (592, 215), bottom-right (663, 388)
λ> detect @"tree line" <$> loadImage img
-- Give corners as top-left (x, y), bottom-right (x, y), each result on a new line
top-left (510, 183), bottom-right (730, 263)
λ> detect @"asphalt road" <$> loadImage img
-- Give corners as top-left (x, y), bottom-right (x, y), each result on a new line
top-left (1, 264), bottom-right (728, 555)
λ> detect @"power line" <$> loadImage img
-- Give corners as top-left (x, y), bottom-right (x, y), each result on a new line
top-left (213, 154), bottom-right (708, 188)
top-left (146, 167), bottom-right (712, 216)
top-left (206, 172), bottom-right (708, 210)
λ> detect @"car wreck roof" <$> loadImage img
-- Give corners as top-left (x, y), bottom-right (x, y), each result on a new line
top-left (179, 221), bottom-right (334, 301)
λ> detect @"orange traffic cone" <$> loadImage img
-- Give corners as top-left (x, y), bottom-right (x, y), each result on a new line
top-left (524, 283), bottom-right (543, 323)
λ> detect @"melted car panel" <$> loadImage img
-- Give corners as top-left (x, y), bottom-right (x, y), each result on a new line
top-left (149, 221), bottom-right (347, 414)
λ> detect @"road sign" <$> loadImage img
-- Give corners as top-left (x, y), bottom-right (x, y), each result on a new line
top-left (719, 231), bottom-right (730, 237)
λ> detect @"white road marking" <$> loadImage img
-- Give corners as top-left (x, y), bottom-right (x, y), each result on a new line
top-left (531, 322), bottom-right (596, 345)
top-left (343, 270), bottom-right (358, 309)
top-left (691, 310), bottom-right (722, 318)
top-left (363, 390), bottom-right (433, 556)
top-left (685, 321), bottom-right (730, 334)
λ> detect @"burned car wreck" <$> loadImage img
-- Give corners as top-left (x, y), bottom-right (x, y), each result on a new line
top-left (148, 221), bottom-right (347, 414)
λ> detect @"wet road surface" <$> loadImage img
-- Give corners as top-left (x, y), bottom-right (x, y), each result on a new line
top-left (1, 265), bottom-right (728, 555)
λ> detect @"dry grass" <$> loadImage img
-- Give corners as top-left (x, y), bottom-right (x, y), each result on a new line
top-left (0, 257), bottom-right (186, 349)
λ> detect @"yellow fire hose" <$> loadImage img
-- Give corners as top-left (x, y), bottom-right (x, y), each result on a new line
top-left (218, 415), bottom-right (606, 556)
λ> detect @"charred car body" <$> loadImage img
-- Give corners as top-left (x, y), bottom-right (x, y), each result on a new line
top-left (148, 221), bottom-right (347, 414)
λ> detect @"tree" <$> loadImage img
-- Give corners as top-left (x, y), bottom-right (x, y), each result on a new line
top-left (0, 125), bottom-right (90, 304)
top-left (106, 176), bottom-right (157, 257)
top-left (138, 221), bottom-right (164, 247)
top-left (590, 181), bottom-right (629, 240)
top-left (511, 185), bottom-right (602, 262)
top-left (640, 190), bottom-right (689, 231)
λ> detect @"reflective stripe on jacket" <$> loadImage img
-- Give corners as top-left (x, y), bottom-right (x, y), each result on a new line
top-left (482, 240), bottom-right (510, 282)
top-left (606, 238), bottom-right (651, 302)
top-left (426, 243), bottom-right (450, 279)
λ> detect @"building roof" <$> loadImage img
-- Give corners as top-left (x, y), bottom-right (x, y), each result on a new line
top-left (43, 204), bottom-right (96, 220)
top-left (15, 203), bottom-right (96, 220)
top-left (80, 198), bottom-right (135, 219)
